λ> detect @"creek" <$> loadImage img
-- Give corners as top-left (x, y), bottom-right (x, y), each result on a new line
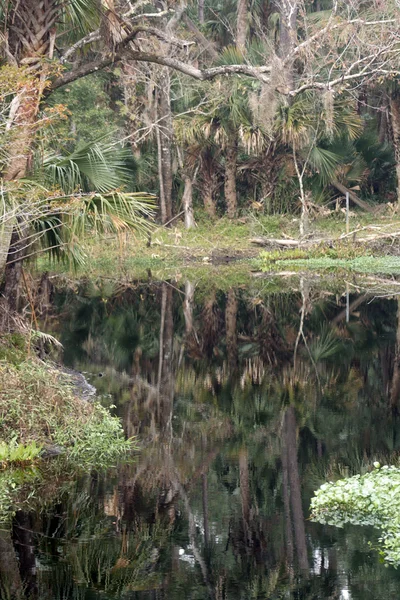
top-left (1, 275), bottom-right (400, 599)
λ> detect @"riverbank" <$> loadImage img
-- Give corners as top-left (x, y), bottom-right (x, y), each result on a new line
top-left (0, 334), bottom-right (133, 471)
top-left (31, 209), bottom-right (400, 281)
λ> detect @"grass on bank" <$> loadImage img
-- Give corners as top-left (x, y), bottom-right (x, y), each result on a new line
top-left (0, 345), bottom-right (134, 469)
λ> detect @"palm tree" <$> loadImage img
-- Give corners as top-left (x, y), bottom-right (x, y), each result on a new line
top-left (176, 66), bottom-right (269, 218)
top-left (1, 140), bottom-right (154, 306)
top-left (1, 0), bottom-right (101, 182)
top-left (0, 0), bottom-right (102, 301)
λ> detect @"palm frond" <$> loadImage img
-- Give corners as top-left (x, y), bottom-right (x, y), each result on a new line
top-left (216, 45), bottom-right (246, 66)
top-left (62, 0), bottom-right (101, 37)
top-left (308, 146), bottom-right (342, 185)
top-left (42, 141), bottom-right (133, 194)
top-left (309, 325), bottom-right (344, 362)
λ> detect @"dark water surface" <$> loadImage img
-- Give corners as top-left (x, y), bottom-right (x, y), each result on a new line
top-left (3, 277), bottom-right (400, 599)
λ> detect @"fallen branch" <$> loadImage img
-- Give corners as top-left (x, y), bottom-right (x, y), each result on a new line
top-left (250, 237), bottom-right (302, 247)
top-left (332, 181), bottom-right (376, 214)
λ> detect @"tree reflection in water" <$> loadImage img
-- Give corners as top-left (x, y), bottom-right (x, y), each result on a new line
top-left (2, 277), bottom-right (400, 598)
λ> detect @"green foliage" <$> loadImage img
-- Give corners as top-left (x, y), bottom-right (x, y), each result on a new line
top-left (0, 360), bottom-right (135, 469)
top-left (0, 333), bottom-right (28, 364)
top-left (0, 439), bottom-right (42, 466)
top-left (42, 140), bottom-right (134, 194)
top-left (0, 467), bottom-right (39, 522)
top-left (48, 76), bottom-right (123, 148)
top-left (311, 465), bottom-right (400, 566)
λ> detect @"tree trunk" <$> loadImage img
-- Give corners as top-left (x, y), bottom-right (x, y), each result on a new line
top-left (157, 70), bottom-right (173, 224)
top-left (202, 472), bottom-right (210, 548)
top-left (239, 447), bottom-right (250, 527)
top-left (182, 175), bottom-right (196, 229)
top-left (283, 406), bottom-right (309, 572)
top-left (12, 511), bottom-right (38, 598)
top-left (203, 188), bottom-right (217, 217)
top-left (182, 14), bottom-right (217, 59)
top-left (259, 148), bottom-right (281, 213)
top-left (2, 0), bottom-right (59, 299)
top-left (0, 529), bottom-right (23, 598)
top-left (278, 2), bottom-right (298, 58)
top-left (201, 151), bottom-right (218, 217)
top-left (224, 139), bottom-right (238, 218)
top-left (201, 291), bottom-right (217, 358)
top-left (183, 280), bottom-right (195, 335)
top-left (2, 81), bottom-right (45, 307)
top-left (225, 288), bottom-right (238, 370)
top-left (236, 0), bottom-right (247, 53)
top-left (158, 283), bottom-right (174, 433)
top-left (281, 426), bottom-right (294, 567)
top-left (390, 94), bottom-right (400, 206)
top-left (391, 298), bottom-right (400, 409)
top-left (198, 0), bottom-right (205, 24)
top-left (332, 180), bottom-right (375, 213)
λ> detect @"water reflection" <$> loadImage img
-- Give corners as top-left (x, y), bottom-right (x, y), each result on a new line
top-left (3, 277), bottom-right (400, 598)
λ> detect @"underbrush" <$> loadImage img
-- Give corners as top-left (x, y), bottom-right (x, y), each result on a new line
top-left (0, 359), bottom-right (134, 469)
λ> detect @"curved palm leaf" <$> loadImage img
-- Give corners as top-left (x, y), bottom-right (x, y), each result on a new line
top-left (42, 140), bottom-right (133, 194)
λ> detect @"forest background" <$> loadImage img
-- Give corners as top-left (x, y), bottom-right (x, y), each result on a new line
top-left (1, 0), bottom-right (400, 294)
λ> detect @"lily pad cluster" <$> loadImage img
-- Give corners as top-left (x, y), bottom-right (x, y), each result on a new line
top-left (311, 465), bottom-right (400, 566)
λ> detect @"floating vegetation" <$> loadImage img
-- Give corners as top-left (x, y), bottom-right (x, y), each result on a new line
top-left (311, 464), bottom-right (400, 566)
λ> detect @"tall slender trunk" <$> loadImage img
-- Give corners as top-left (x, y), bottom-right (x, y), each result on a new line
top-left (236, 0), bottom-right (247, 53)
top-left (239, 447), bottom-right (250, 531)
top-left (224, 138), bottom-right (238, 219)
top-left (260, 148), bottom-right (279, 213)
top-left (281, 428), bottom-right (294, 567)
top-left (201, 151), bottom-right (218, 217)
top-left (278, 2), bottom-right (298, 61)
top-left (157, 69), bottom-right (173, 224)
top-left (389, 94), bottom-right (400, 206)
top-left (202, 291), bottom-right (217, 358)
top-left (198, 0), bottom-right (205, 23)
top-left (202, 472), bottom-right (210, 548)
top-left (158, 283), bottom-right (174, 433)
top-left (182, 175), bottom-right (196, 229)
top-left (283, 406), bottom-right (309, 572)
top-left (183, 280), bottom-right (195, 335)
top-left (225, 288), bottom-right (238, 370)
top-left (391, 298), bottom-right (400, 409)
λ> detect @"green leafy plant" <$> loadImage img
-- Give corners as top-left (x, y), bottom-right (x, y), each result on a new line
top-left (0, 439), bottom-right (42, 467)
top-left (0, 360), bottom-right (135, 470)
top-left (311, 464), bottom-right (400, 566)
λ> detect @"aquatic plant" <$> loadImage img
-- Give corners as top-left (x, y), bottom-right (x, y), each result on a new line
top-left (311, 464), bottom-right (400, 566)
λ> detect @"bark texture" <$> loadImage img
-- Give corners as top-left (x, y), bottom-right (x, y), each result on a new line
top-left (200, 151), bottom-right (218, 217)
top-left (391, 298), bottom-right (400, 409)
top-left (225, 288), bottom-right (238, 370)
top-left (390, 94), bottom-right (400, 206)
top-left (157, 70), bottom-right (173, 224)
top-left (224, 138), bottom-right (238, 218)
top-left (182, 175), bottom-right (196, 229)
top-left (2, 0), bottom-right (59, 300)
top-left (282, 406), bottom-right (309, 572)
top-left (236, 0), bottom-right (248, 53)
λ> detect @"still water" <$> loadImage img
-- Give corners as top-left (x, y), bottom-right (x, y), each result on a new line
top-left (2, 276), bottom-right (400, 599)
